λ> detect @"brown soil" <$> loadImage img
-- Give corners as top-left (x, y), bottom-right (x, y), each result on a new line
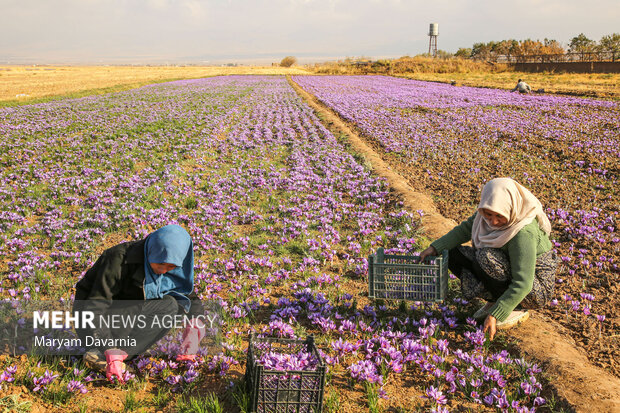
top-left (0, 384), bottom-right (126, 412)
top-left (288, 75), bottom-right (620, 413)
top-left (511, 313), bottom-right (620, 413)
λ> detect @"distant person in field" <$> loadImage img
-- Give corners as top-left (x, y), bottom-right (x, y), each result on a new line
top-left (73, 224), bottom-right (205, 382)
top-left (420, 178), bottom-right (558, 340)
top-left (512, 79), bottom-right (531, 94)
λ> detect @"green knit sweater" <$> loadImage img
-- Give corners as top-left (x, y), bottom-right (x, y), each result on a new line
top-left (431, 213), bottom-right (552, 322)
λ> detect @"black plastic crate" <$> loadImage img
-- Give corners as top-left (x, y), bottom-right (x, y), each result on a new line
top-left (245, 333), bottom-right (326, 413)
top-left (368, 247), bottom-right (449, 302)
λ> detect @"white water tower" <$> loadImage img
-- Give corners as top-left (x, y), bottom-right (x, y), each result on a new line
top-left (428, 23), bottom-right (439, 57)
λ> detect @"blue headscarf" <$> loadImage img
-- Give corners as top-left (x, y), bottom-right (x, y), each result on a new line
top-left (143, 224), bottom-right (194, 312)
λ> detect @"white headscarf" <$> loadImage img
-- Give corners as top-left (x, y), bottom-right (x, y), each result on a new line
top-left (471, 178), bottom-right (552, 248)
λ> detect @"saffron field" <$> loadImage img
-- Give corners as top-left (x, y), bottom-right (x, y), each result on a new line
top-left (0, 75), bottom-right (609, 411)
top-left (293, 75), bottom-right (620, 375)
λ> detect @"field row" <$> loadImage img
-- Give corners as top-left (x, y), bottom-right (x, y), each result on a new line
top-left (293, 75), bottom-right (619, 374)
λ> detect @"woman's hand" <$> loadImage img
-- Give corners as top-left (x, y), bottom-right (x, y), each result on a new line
top-left (104, 348), bottom-right (128, 383)
top-left (419, 245), bottom-right (438, 262)
top-left (176, 318), bottom-right (206, 361)
top-left (483, 315), bottom-right (497, 341)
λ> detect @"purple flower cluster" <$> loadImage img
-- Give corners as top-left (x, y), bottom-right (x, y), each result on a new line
top-left (0, 365), bottom-right (17, 386)
top-left (207, 353), bottom-right (239, 377)
top-left (66, 379), bottom-right (88, 394)
top-left (257, 350), bottom-right (319, 372)
top-left (32, 369), bottom-right (59, 392)
top-left (132, 355), bottom-right (205, 392)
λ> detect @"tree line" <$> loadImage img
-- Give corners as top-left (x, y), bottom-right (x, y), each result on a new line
top-left (454, 33), bottom-right (620, 61)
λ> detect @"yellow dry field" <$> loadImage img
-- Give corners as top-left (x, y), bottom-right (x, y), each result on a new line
top-left (401, 71), bottom-right (620, 99)
top-left (0, 65), bottom-right (312, 104)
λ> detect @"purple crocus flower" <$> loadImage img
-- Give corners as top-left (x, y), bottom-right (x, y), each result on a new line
top-left (32, 370), bottom-right (59, 392)
top-left (423, 385), bottom-right (447, 405)
top-left (165, 374), bottom-right (182, 385)
top-left (67, 380), bottom-right (88, 394)
top-left (0, 371), bottom-right (15, 384)
top-left (183, 368), bottom-right (199, 383)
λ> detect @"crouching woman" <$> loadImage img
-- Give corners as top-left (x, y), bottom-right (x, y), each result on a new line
top-left (420, 178), bottom-right (558, 340)
top-left (73, 224), bottom-right (205, 382)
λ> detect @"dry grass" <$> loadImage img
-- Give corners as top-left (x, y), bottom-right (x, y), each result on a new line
top-left (311, 56), bottom-right (504, 75)
top-left (0, 65), bottom-right (311, 104)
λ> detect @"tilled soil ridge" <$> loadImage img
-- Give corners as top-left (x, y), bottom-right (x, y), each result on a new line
top-left (511, 313), bottom-right (620, 413)
top-left (288, 75), bottom-right (620, 413)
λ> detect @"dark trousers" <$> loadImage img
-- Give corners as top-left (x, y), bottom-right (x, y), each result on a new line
top-left (76, 295), bottom-right (180, 358)
top-left (448, 247), bottom-right (510, 301)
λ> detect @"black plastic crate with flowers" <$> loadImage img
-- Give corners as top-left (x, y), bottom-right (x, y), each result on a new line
top-left (368, 247), bottom-right (449, 302)
top-left (245, 333), bottom-right (327, 413)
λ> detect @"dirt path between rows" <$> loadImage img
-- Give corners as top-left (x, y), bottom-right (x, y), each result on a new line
top-left (288, 75), bottom-right (620, 413)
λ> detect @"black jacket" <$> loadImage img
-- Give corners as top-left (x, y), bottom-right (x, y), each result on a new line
top-left (74, 239), bottom-right (203, 324)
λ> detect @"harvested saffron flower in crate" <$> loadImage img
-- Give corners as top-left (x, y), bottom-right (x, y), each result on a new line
top-left (245, 333), bottom-right (326, 413)
top-left (368, 247), bottom-right (449, 302)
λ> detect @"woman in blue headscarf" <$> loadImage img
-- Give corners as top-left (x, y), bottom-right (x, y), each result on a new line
top-left (74, 224), bottom-right (205, 382)
top-left (143, 224), bottom-right (195, 311)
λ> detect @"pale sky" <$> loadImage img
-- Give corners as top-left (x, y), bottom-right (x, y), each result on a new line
top-left (1, 0), bottom-right (618, 64)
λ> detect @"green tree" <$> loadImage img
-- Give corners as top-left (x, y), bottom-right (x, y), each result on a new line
top-left (569, 33), bottom-right (596, 60)
top-left (436, 50), bottom-right (454, 59)
top-left (471, 42), bottom-right (492, 60)
top-left (454, 48), bottom-right (472, 58)
top-left (598, 33), bottom-right (620, 60)
top-left (569, 33), bottom-right (595, 51)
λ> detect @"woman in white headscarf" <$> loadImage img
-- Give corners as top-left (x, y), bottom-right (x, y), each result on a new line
top-left (420, 178), bottom-right (558, 340)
